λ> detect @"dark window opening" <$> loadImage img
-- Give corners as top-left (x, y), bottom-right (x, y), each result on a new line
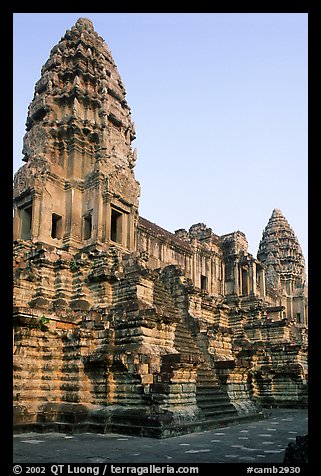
top-left (51, 213), bottom-right (62, 239)
top-left (225, 262), bottom-right (233, 280)
top-left (201, 274), bottom-right (208, 291)
top-left (111, 209), bottom-right (123, 244)
top-left (241, 268), bottom-right (248, 295)
top-left (297, 312), bottom-right (301, 324)
top-left (33, 107), bottom-right (47, 122)
top-left (84, 213), bottom-right (92, 240)
top-left (20, 205), bottom-right (33, 240)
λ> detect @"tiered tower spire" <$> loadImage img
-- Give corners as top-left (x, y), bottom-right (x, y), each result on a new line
top-left (13, 18), bottom-right (140, 250)
top-left (257, 208), bottom-right (307, 323)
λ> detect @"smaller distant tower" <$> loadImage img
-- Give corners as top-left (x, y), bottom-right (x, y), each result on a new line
top-left (257, 208), bottom-right (308, 325)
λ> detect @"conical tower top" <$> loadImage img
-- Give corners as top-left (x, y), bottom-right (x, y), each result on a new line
top-left (15, 16), bottom-right (137, 179)
top-left (271, 208), bottom-right (283, 218)
top-left (13, 18), bottom-right (140, 250)
top-left (257, 209), bottom-right (306, 294)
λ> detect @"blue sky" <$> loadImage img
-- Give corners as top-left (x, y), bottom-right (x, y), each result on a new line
top-left (13, 13), bottom-right (308, 263)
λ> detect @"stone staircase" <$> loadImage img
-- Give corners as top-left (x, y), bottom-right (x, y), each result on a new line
top-left (172, 313), bottom-right (263, 432)
top-left (196, 365), bottom-right (238, 420)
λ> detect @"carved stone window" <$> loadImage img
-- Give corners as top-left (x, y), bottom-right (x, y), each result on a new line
top-left (110, 208), bottom-right (123, 244)
top-left (51, 213), bottom-right (63, 239)
top-left (241, 268), bottom-right (249, 295)
top-left (201, 274), bottom-right (208, 291)
top-left (225, 262), bottom-right (233, 280)
top-left (84, 212), bottom-right (92, 240)
top-left (20, 204), bottom-right (33, 240)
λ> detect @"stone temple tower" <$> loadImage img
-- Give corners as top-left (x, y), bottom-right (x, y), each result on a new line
top-left (13, 18), bottom-right (140, 252)
top-left (257, 208), bottom-right (308, 325)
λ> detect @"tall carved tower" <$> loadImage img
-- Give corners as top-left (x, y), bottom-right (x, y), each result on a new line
top-left (13, 18), bottom-right (140, 251)
top-left (257, 208), bottom-right (308, 324)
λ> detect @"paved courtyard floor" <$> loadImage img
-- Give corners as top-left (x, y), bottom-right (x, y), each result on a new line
top-left (13, 409), bottom-right (308, 464)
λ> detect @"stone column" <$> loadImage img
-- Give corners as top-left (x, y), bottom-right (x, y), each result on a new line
top-left (221, 262), bottom-right (225, 295)
top-left (31, 191), bottom-right (42, 241)
top-left (96, 180), bottom-right (104, 243)
top-left (259, 268), bottom-right (266, 298)
top-left (13, 206), bottom-right (21, 240)
top-left (101, 196), bottom-right (108, 243)
top-left (128, 211), bottom-right (135, 251)
top-left (105, 202), bottom-right (112, 244)
top-left (250, 261), bottom-right (257, 295)
top-left (287, 297), bottom-right (294, 320)
top-left (304, 303), bottom-right (308, 325)
top-left (67, 135), bottom-right (83, 179)
top-left (192, 241), bottom-right (198, 288)
top-left (210, 258), bottom-right (215, 295)
top-left (63, 186), bottom-right (82, 246)
top-left (160, 243), bottom-right (164, 263)
top-left (234, 260), bottom-right (239, 295)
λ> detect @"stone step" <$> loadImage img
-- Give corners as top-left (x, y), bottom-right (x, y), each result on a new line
top-left (196, 374), bottom-right (218, 383)
top-left (174, 340), bottom-right (199, 354)
top-left (197, 402), bottom-right (232, 416)
top-left (197, 400), bottom-right (235, 410)
top-left (196, 381), bottom-right (223, 389)
top-left (13, 410), bottom-right (264, 438)
top-left (196, 392), bottom-right (230, 402)
top-left (199, 408), bottom-right (238, 418)
top-left (196, 381), bottom-right (219, 388)
top-left (174, 319), bottom-right (200, 354)
top-left (108, 411), bottom-right (264, 438)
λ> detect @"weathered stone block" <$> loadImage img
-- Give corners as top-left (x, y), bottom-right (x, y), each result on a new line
top-left (141, 374), bottom-right (153, 384)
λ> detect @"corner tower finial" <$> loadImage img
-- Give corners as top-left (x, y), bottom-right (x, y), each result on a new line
top-left (271, 208), bottom-right (283, 217)
top-left (75, 18), bottom-right (94, 31)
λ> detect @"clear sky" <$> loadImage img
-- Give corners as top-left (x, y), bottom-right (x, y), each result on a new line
top-left (13, 13), bottom-right (308, 264)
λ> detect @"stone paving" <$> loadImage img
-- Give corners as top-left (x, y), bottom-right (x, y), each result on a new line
top-left (13, 409), bottom-right (308, 464)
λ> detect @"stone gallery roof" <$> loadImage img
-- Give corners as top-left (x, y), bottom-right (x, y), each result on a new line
top-left (138, 216), bottom-right (192, 252)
